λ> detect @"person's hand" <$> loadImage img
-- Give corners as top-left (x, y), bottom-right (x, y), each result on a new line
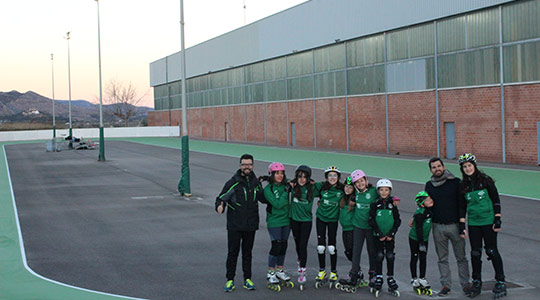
top-left (379, 236), bottom-right (387, 241)
top-left (408, 218), bottom-right (413, 227)
top-left (217, 202), bottom-right (225, 214)
top-left (348, 201), bottom-right (356, 208)
top-left (386, 236), bottom-right (393, 241)
top-left (419, 243), bottom-right (427, 253)
top-left (493, 216), bottom-right (501, 232)
top-left (392, 197), bottom-right (400, 206)
top-left (459, 222), bottom-right (467, 239)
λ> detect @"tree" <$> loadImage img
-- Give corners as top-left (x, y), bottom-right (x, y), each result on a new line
top-left (105, 79), bottom-right (145, 127)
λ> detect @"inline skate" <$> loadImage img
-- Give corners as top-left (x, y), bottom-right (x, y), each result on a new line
top-left (297, 267), bottom-right (307, 291)
top-left (492, 281), bottom-right (507, 299)
top-left (387, 276), bottom-right (400, 297)
top-left (370, 276), bottom-right (384, 297)
top-left (468, 279), bottom-right (482, 298)
top-left (267, 270), bottom-right (281, 292)
top-left (276, 269), bottom-right (294, 289)
top-left (329, 271), bottom-right (338, 289)
top-left (315, 270), bottom-right (327, 288)
top-left (413, 278), bottom-right (432, 296)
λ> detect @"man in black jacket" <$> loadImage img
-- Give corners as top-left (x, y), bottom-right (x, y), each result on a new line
top-left (216, 154), bottom-right (263, 292)
top-left (425, 157), bottom-right (470, 297)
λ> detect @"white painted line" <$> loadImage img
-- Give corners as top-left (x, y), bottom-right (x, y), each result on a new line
top-left (3, 145), bottom-right (149, 300)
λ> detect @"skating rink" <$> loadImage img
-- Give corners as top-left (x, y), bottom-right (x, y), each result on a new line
top-left (1, 138), bottom-right (538, 299)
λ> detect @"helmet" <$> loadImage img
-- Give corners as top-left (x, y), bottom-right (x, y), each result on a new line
top-left (458, 153), bottom-right (476, 165)
top-left (324, 166), bottom-right (341, 176)
top-left (345, 176), bottom-right (353, 185)
top-left (414, 191), bottom-right (429, 206)
top-left (268, 162), bottom-right (285, 174)
top-left (376, 178), bottom-right (392, 190)
top-left (351, 169), bottom-right (366, 183)
top-left (295, 165), bottom-right (312, 178)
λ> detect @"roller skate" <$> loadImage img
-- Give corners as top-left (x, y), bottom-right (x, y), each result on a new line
top-left (418, 278), bottom-right (433, 296)
top-left (468, 279), bottom-right (482, 298)
top-left (368, 270), bottom-right (376, 289)
top-left (329, 271), bottom-right (338, 289)
top-left (370, 275), bottom-right (383, 297)
top-left (297, 267), bottom-right (307, 291)
top-left (314, 269), bottom-right (327, 288)
top-left (276, 269), bottom-right (294, 288)
top-left (337, 271), bottom-right (361, 293)
top-left (267, 270), bottom-right (281, 292)
top-left (412, 278), bottom-right (421, 294)
top-left (387, 276), bottom-right (400, 297)
top-left (492, 281), bottom-right (507, 299)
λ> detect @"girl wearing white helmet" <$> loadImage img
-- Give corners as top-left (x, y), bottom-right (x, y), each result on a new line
top-left (368, 178), bottom-right (401, 297)
top-left (337, 169), bottom-right (378, 292)
top-left (313, 166), bottom-right (344, 288)
top-left (262, 162), bottom-right (294, 291)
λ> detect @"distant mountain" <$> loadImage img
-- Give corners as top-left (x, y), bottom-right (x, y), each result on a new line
top-left (0, 90), bottom-right (153, 126)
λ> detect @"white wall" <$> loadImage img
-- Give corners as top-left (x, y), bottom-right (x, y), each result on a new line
top-left (0, 126), bottom-right (180, 142)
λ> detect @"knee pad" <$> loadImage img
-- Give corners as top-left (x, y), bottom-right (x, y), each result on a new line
top-left (317, 245), bottom-right (326, 254)
top-left (386, 251), bottom-right (395, 262)
top-left (327, 245), bottom-right (336, 255)
top-left (485, 248), bottom-right (499, 261)
top-left (279, 240), bottom-right (288, 256)
top-left (376, 251), bottom-right (385, 262)
top-left (471, 249), bottom-right (482, 260)
top-left (270, 240), bottom-right (281, 256)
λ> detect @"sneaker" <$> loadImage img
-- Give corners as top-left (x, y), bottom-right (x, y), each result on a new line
top-left (224, 280), bottom-right (235, 292)
top-left (463, 283), bottom-right (472, 296)
top-left (438, 285), bottom-right (450, 296)
top-left (243, 278), bottom-right (256, 290)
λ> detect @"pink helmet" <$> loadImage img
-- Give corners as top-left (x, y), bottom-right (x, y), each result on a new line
top-left (268, 162), bottom-right (285, 174)
top-left (351, 169), bottom-right (367, 183)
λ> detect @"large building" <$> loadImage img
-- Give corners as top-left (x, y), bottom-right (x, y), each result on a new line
top-left (148, 0), bottom-right (540, 166)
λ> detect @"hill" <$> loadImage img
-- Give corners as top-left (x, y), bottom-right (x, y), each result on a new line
top-left (0, 90), bottom-right (153, 127)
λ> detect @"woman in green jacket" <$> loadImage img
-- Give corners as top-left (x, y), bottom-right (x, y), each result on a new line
top-left (263, 162), bottom-right (293, 291)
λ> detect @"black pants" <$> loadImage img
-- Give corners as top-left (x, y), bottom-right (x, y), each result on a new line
top-left (226, 230), bottom-right (256, 281)
top-left (342, 230), bottom-right (354, 262)
top-left (409, 237), bottom-right (428, 278)
top-left (374, 238), bottom-right (395, 276)
top-left (468, 225), bottom-right (505, 281)
top-left (291, 219), bottom-right (312, 268)
top-left (316, 218), bottom-right (338, 271)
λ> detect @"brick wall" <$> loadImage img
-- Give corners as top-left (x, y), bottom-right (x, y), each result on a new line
top-left (148, 83), bottom-right (540, 165)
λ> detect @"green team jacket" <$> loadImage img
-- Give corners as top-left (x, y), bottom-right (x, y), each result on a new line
top-left (369, 196), bottom-right (401, 238)
top-left (408, 207), bottom-right (432, 242)
top-left (352, 186), bottom-right (378, 229)
top-left (315, 182), bottom-right (343, 223)
top-left (464, 189), bottom-right (495, 226)
top-left (290, 184), bottom-right (316, 222)
top-left (339, 203), bottom-right (354, 231)
top-left (263, 182), bottom-right (291, 228)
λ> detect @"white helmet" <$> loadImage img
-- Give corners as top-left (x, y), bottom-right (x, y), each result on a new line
top-left (376, 178), bottom-right (392, 190)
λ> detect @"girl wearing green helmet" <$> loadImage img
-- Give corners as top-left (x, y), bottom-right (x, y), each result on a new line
top-left (409, 191), bottom-right (434, 296)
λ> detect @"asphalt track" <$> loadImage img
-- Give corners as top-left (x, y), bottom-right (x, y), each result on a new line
top-left (1, 138), bottom-right (539, 299)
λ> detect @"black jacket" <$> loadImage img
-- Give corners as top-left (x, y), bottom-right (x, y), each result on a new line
top-left (425, 178), bottom-right (461, 224)
top-left (215, 169), bottom-right (263, 231)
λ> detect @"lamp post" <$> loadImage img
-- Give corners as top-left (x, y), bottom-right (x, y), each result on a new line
top-left (177, 0), bottom-right (191, 196)
top-left (65, 31), bottom-right (73, 141)
top-left (94, 0), bottom-right (105, 161)
top-left (50, 53), bottom-right (56, 138)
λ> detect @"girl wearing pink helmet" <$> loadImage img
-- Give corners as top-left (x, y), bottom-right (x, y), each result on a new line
top-left (338, 169), bottom-right (378, 292)
top-left (262, 162), bottom-right (294, 291)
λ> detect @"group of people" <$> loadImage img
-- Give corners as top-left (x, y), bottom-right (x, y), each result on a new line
top-left (215, 153), bottom-right (507, 298)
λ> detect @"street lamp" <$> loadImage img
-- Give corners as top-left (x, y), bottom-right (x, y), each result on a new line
top-left (65, 31), bottom-right (73, 141)
top-left (94, 0), bottom-right (105, 161)
top-left (50, 53), bottom-right (56, 138)
top-left (177, 0), bottom-right (191, 196)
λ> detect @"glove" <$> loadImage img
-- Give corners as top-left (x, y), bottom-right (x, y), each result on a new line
top-left (494, 216), bottom-right (501, 229)
top-left (458, 222), bottom-right (466, 235)
top-left (258, 175), bottom-right (269, 182)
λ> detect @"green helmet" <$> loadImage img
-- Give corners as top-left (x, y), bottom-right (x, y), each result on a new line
top-left (345, 176), bottom-right (353, 185)
top-left (415, 191), bottom-right (429, 206)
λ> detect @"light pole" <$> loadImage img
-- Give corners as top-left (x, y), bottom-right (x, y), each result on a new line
top-left (94, 0), bottom-right (105, 161)
top-left (65, 31), bottom-right (73, 141)
top-left (50, 53), bottom-right (56, 138)
top-left (177, 0), bottom-right (191, 196)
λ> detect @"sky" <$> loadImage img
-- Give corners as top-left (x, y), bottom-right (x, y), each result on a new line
top-left (0, 0), bottom-right (308, 108)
